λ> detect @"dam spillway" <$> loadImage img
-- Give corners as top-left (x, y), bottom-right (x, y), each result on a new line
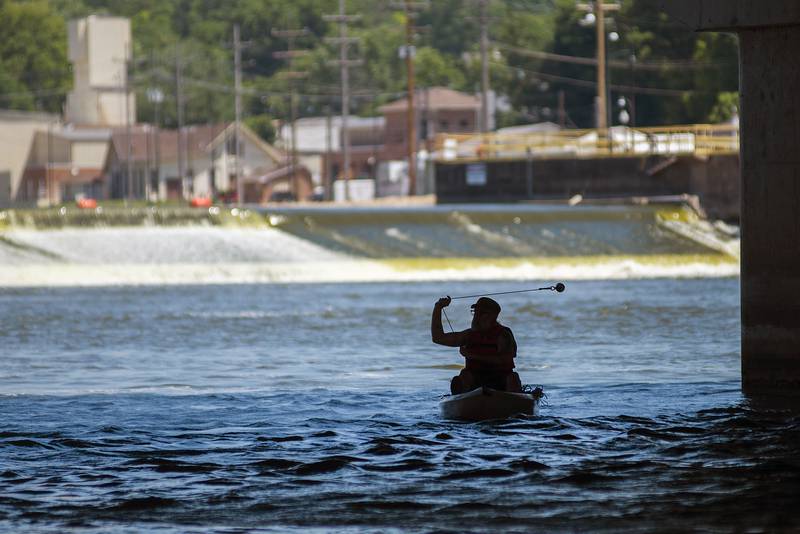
top-left (261, 204), bottom-right (731, 258)
top-left (0, 203), bottom-right (739, 287)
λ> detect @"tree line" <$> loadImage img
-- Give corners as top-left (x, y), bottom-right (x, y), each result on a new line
top-left (0, 0), bottom-right (739, 140)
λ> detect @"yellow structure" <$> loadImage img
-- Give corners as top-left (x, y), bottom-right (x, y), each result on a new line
top-left (434, 124), bottom-right (740, 163)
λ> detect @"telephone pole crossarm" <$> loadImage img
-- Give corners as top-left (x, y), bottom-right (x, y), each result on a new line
top-left (322, 14), bottom-right (361, 23)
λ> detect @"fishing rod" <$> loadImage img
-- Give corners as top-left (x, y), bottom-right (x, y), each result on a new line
top-left (449, 283), bottom-right (566, 300)
top-left (440, 283), bottom-right (565, 332)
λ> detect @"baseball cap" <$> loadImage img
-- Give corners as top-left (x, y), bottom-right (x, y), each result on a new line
top-left (471, 297), bottom-right (501, 315)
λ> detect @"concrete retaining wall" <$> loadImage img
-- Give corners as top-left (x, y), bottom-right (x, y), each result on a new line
top-left (435, 153), bottom-right (740, 221)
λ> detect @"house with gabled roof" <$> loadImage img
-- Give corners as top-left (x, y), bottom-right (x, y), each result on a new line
top-left (104, 122), bottom-right (311, 203)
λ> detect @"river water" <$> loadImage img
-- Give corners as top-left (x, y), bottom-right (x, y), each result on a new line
top-left (1, 206), bottom-right (798, 532)
top-left (2, 279), bottom-right (799, 533)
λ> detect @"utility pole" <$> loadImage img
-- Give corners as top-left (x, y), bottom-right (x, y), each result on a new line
top-left (578, 2), bottom-right (620, 131)
top-left (272, 28), bottom-right (310, 201)
top-left (393, 1), bottom-right (427, 196)
top-left (144, 124), bottom-right (151, 200)
top-left (405, 4), bottom-right (416, 195)
top-left (479, 0), bottom-right (490, 133)
top-left (46, 121), bottom-right (52, 205)
top-left (233, 24), bottom-right (244, 205)
top-left (124, 47), bottom-right (133, 200)
top-left (325, 106), bottom-right (333, 200)
top-left (324, 1), bottom-right (362, 201)
top-left (595, 0), bottom-right (607, 131)
top-left (175, 45), bottom-right (187, 200)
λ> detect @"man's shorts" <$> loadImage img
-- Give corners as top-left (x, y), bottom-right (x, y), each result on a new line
top-left (470, 370), bottom-right (513, 390)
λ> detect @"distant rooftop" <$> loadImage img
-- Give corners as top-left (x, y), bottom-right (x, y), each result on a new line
top-left (379, 87), bottom-right (481, 113)
top-left (59, 125), bottom-right (113, 142)
top-left (109, 124), bottom-right (228, 163)
top-left (280, 116), bottom-right (385, 152)
top-left (0, 109), bottom-right (60, 122)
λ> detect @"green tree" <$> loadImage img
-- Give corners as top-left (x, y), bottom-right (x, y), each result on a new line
top-left (0, 1), bottom-right (71, 113)
top-left (7, 0), bottom-right (740, 128)
top-left (415, 47), bottom-right (465, 88)
top-left (245, 113), bottom-right (276, 143)
top-left (708, 91), bottom-right (739, 124)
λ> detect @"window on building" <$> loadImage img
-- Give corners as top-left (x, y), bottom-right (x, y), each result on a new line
top-left (459, 119), bottom-right (469, 129)
top-left (440, 120), bottom-right (449, 130)
top-left (226, 138), bottom-right (245, 157)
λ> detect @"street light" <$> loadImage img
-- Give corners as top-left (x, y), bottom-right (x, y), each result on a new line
top-left (607, 46), bottom-right (637, 128)
top-left (146, 88), bottom-right (164, 201)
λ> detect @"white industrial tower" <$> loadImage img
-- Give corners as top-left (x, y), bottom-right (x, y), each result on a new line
top-left (65, 15), bottom-right (135, 126)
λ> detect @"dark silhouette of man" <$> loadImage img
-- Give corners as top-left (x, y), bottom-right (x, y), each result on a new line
top-left (431, 296), bottom-right (522, 394)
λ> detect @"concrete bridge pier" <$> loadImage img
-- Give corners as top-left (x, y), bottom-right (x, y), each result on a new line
top-left (661, 2), bottom-right (800, 395)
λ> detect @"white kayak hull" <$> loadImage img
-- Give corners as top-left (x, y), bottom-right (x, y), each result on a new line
top-left (439, 387), bottom-right (541, 421)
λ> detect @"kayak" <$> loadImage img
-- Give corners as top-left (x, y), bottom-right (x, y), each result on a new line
top-left (439, 386), bottom-right (543, 421)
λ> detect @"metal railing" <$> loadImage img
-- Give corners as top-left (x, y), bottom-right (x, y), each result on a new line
top-left (433, 124), bottom-right (739, 163)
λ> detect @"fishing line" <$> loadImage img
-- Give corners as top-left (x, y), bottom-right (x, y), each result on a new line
top-left (449, 283), bottom-right (566, 300)
top-left (442, 308), bottom-right (455, 333)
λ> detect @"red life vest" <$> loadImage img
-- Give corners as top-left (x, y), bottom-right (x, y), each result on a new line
top-left (461, 323), bottom-right (516, 373)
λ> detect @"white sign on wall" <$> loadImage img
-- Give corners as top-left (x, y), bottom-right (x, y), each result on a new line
top-left (466, 163), bottom-right (487, 186)
top-left (334, 179), bottom-right (375, 202)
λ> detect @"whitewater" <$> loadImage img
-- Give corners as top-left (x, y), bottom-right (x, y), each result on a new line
top-left (0, 204), bottom-right (739, 287)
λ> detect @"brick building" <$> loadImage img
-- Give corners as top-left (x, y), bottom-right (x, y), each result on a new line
top-left (379, 87), bottom-right (481, 161)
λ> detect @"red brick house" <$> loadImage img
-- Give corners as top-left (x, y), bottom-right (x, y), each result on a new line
top-left (379, 86), bottom-right (481, 160)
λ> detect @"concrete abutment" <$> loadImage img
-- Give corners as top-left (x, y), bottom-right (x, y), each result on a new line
top-left (660, 1), bottom-right (800, 396)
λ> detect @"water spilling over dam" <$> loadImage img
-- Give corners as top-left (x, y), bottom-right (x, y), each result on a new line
top-left (0, 203), bottom-right (738, 287)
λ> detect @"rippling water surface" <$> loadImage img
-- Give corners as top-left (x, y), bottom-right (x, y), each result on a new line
top-left (2, 279), bottom-right (799, 532)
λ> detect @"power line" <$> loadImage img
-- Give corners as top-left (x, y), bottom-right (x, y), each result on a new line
top-left (493, 60), bottom-right (704, 97)
top-left (0, 88), bottom-right (70, 98)
top-left (173, 74), bottom-right (406, 101)
top-left (493, 40), bottom-right (727, 70)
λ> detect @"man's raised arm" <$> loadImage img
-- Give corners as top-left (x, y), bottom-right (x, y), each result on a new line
top-left (431, 296), bottom-right (465, 346)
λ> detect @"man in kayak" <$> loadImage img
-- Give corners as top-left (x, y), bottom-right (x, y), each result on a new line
top-left (431, 296), bottom-right (522, 394)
